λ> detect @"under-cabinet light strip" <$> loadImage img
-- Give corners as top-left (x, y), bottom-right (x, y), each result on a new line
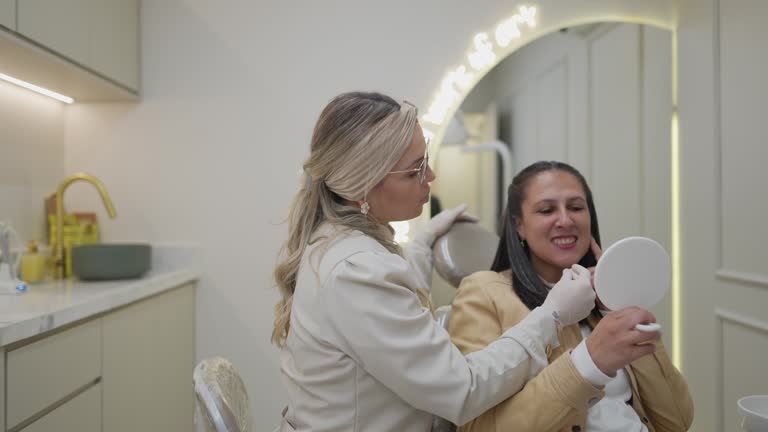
top-left (0, 72), bottom-right (74, 104)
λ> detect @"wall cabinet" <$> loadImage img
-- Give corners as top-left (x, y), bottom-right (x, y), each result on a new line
top-left (17, 0), bottom-right (91, 71)
top-left (16, 0), bottom-right (139, 91)
top-left (0, 0), bottom-right (14, 30)
top-left (1, 283), bottom-right (195, 432)
top-left (0, 0), bottom-right (140, 101)
top-left (89, 0), bottom-right (140, 91)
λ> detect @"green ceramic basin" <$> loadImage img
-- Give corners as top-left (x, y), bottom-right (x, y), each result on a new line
top-left (71, 244), bottom-right (151, 281)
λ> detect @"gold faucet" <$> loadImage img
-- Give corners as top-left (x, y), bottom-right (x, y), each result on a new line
top-left (52, 173), bottom-right (117, 279)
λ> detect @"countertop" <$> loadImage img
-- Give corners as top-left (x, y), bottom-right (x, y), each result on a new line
top-left (0, 244), bottom-right (200, 347)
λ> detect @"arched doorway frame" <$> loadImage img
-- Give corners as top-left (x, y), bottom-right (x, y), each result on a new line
top-left (419, 1), bottom-right (681, 366)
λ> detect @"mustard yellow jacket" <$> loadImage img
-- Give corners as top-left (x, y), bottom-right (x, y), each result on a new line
top-left (448, 271), bottom-right (694, 432)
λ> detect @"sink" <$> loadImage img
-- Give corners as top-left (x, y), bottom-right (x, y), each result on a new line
top-left (71, 244), bottom-right (151, 281)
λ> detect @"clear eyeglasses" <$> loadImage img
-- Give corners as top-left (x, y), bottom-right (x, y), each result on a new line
top-left (388, 142), bottom-right (430, 185)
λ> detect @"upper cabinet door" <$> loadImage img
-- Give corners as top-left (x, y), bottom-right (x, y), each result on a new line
top-left (90, 0), bottom-right (139, 90)
top-left (0, 0), bottom-right (16, 30)
top-left (16, 0), bottom-right (139, 91)
top-left (17, 0), bottom-right (91, 67)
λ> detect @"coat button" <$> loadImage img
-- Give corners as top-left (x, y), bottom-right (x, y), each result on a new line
top-left (571, 426), bottom-right (582, 432)
top-left (642, 416), bottom-right (649, 423)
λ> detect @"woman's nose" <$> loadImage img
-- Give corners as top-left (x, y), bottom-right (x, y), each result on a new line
top-left (425, 165), bottom-right (436, 183)
top-left (555, 209), bottom-right (574, 227)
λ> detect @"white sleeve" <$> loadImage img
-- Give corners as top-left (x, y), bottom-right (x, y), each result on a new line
top-left (571, 339), bottom-right (613, 384)
top-left (321, 250), bottom-right (559, 425)
top-left (402, 230), bottom-right (434, 290)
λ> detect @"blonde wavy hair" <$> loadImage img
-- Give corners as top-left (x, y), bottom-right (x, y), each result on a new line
top-left (272, 92), bottom-right (431, 347)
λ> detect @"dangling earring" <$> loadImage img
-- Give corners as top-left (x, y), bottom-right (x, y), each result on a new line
top-left (361, 201), bottom-right (370, 215)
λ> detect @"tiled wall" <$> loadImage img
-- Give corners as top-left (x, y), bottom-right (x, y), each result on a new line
top-left (0, 80), bottom-right (65, 243)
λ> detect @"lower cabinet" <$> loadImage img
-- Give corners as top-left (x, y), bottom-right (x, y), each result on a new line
top-left (6, 319), bottom-right (101, 429)
top-left (102, 283), bottom-right (196, 431)
top-left (2, 282), bottom-right (196, 432)
top-left (20, 384), bottom-right (101, 432)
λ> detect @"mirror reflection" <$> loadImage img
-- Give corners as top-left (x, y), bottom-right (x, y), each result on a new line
top-left (431, 22), bottom-right (673, 333)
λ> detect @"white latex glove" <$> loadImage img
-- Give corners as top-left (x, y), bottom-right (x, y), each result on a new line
top-left (542, 264), bottom-right (596, 326)
top-left (418, 203), bottom-right (479, 247)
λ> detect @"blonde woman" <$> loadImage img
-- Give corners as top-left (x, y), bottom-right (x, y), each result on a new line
top-left (272, 92), bottom-right (599, 431)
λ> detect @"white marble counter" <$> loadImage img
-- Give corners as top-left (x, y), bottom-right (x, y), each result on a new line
top-left (0, 244), bottom-right (201, 347)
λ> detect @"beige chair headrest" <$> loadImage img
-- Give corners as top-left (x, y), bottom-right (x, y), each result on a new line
top-left (433, 222), bottom-right (500, 288)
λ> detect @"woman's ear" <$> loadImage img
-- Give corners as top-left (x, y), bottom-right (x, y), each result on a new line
top-left (514, 217), bottom-right (525, 240)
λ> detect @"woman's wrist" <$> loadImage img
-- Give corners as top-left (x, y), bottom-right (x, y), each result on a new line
top-left (571, 339), bottom-right (614, 385)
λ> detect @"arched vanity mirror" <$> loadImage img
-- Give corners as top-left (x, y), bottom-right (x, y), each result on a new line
top-left (430, 23), bottom-right (674, 339)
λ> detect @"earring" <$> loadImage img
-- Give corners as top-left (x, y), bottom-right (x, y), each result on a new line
top-left (520, 238), bottom-right (526, 248)
top-left (361, 201), bottom-right (370, 215)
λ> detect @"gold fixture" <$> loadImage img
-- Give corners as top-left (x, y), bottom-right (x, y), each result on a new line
top-left (52, 173), bottom-right (117, 279)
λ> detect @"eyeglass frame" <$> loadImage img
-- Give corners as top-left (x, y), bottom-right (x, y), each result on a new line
top-left (387, 140), bottom-right (431, 185)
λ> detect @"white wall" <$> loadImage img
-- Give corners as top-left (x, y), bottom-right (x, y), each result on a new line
top-left (0, 80), bottom-right (65, 244)
top-left (677, 0), bottom-right (768, 430)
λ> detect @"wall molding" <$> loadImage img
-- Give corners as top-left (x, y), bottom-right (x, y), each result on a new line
top-left (714, 308), bottom-right (768, 432)
top-left (716, 308), bottom-right (768, 333)
top-left (716, 268), bottom-right (768, 289)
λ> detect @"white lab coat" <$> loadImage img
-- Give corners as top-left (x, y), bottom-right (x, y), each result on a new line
top-left (279, 224), bottom-right (558, 431)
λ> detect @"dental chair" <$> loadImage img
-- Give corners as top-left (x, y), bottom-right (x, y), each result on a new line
top-left (431, 221), bottom-right (501, 432)
top-left (194, 357), bottom-right (253, 432)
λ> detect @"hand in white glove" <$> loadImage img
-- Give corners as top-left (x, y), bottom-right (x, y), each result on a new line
top-left (420, 203), bottom-right (479, 246)
top-left (542, 264), bottom-right (596, 326)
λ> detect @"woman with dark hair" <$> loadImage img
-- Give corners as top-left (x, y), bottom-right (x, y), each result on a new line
top-left (449, 161), bottom-right (693, 432)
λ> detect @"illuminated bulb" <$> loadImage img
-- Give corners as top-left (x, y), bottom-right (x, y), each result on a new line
top-left (495, 6), bottom-right (537, 47)
top-left (0, 73), bottom-right (74, 104)
top-left (495, 17), bottom-right (522, 47)
top-left (449, 65), bottom-right (474, 89)
top-left (423, 65), bottom-right (474, 125)
top-left (467, 33), bottom-right (496, 70)
top-left (422, 94), bottom-right (451, 125)
top-left (519, 5), bottom-right (537, 27)
top-left (422, 4), bottom-right (538, 128)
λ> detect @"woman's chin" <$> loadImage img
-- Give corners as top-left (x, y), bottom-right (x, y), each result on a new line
top-left (560, 246), bottom-right (590, 264)
top-left (389, 209), bottom-right (422, 224)
top-left (555, 257), bottom-right (582, 270)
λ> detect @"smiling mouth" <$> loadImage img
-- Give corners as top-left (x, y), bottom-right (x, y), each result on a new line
top-left (552, 236), bottom-right (577, 248)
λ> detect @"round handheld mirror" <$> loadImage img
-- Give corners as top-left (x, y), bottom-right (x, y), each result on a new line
top-left (593, 236), bottom-right (671, 332)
